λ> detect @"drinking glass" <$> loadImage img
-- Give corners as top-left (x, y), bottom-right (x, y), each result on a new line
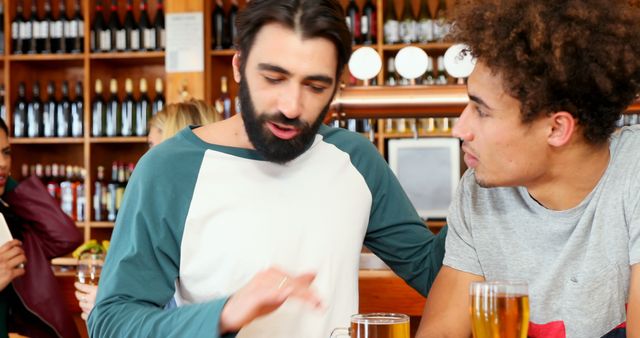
top-left (330, 313), bottom-right (410, 338)
top-left (470, 280), bottom-right (529, 338)
top-left (76, 252), bottom-right (105, 285)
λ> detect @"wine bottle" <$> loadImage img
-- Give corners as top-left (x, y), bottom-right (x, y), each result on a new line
top-left (12, 1), bottom-right (27, 54)
top-left (211, 0), bottom-right (225, 50)
top-left (383, 0), bottom-right (399, 44)
top-left (399, 0), bottom-right (416, 44)
top-left (69, 0), bottom-right (84, 53)
top-left (139, 0), bottom-right (154, 51)
top-left (226, 0), bottom-right (239, 49)
top-left (93, 166), bottom-right (107, 221)
top-left (135, 78), bottom-right (151, 136)
top-left (105, 79), bottom-right (121, 137)
top-left (215, 76), bottom-right (232, 120)
top-left (121, 78), bottom-right (135, 136)
top-left (71, 81), bottom-right (83, 137)
top-left (27, 1), bottom-right (38, 54)
top-left (417, 0), bottom-right (434, 43)
top-left (154, 0), bottom-right (165, 51)
top-left (92, 79), bottom-right (107, 137)
top-left (27, 82), bottom-right (44, 138)
top-left (92, 1), bottom-right (108, 52)
top-left (345, 0), bottom-right (361, 45)
top-left (43, 81), bottom-right (57, 137)
top-left (108, 0), bottom-right (125, 52)
top-left (124, 0), bottom-right (139, 51)
top-left (152, 78), bottom-right (164, 116)
top-left (13, 83), bottom-right (28, 138)
top-left (56, 81), bottom-right (72, 137)
top-left (361, 0), bottom-right (377, 45)
top-left (57, 0), bottom-right (69, 53)
top-left (41, 0), bottom-right (53, 53)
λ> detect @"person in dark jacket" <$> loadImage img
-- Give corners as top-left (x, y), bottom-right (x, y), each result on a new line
top-left (0, 117), bottom-right (83, 338)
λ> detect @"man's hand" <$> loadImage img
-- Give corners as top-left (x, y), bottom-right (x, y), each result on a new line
top-left (219, 267), bottom-right (322, 334)
top-left (75, 282), bottom-right (98, 320)
top-left (0, 240), bottom-right (26, 291)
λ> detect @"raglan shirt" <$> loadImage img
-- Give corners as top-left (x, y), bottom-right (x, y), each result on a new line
top-left (444, 126), bottom-right (640, 338)
top-left (88, 125), bottom-right (446, 338)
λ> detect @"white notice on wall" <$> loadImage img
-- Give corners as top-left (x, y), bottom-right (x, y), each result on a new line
top-left (166, 12), bottom-right (205, 73)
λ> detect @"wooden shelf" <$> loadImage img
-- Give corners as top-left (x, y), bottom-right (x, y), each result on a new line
top-left (382, 131), bottom-right (453, 138)
top-left (89, 51), bottom-right (165, 60)
top-left (9, 137), bottom-right (85, 144)
top-left (75, 222), bottom-right (87, 228)
top-left (90, 137), bottom-right (148, 144)
top-left (210, 49), bottom-right (236, 56)
top-left (90, 222), bottom-right (115, 228)
top-left (9, 53), bottom-right (85, 61)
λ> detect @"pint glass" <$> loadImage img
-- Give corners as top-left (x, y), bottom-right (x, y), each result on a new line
top-left (470, 280), bottom-right (529, 338)
top-left (330, 313), bottom-right (410, 338)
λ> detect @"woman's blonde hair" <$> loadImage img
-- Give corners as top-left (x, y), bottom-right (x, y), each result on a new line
top-left (150, 99), bottom-right (218, 142)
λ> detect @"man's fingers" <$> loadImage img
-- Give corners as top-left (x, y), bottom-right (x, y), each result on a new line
top-left (0, 240), bottom-right (22, 254)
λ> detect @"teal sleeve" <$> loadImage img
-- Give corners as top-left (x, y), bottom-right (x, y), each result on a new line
top-left (88, 139), bottom-right (236, 338)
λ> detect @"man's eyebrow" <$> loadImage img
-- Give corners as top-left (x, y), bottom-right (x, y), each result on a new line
top-left (469, 94), bottom-right (493, 110)
top-left (258, 63), bottom-right (334, 85)
top-left (258, 63), bottom-right (291, 76)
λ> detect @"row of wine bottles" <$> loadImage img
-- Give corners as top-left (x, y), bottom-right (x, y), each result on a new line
top-left (211, 0), bottom-right (238, 50)
top-left (91, 77), bottom-right (164, 137)
top-left (386, 55), bottom-right (454, 86)
top-left (93, 162), bottom-right (135, 222)
top-left (617, 113), bottom-right (640, 127)
top-left (12, 0), bottom-right (84, 54)
top-left (24, 163), bottom-right (87, 222)
top-left (383, 0), bottom-right (449, 45)
top-left (10, 77), bottom-right (165, 138)
top-left (13, 80), bottom-right (84, 138)
top-left (330, 117), bottom-right (456, 135)
top-left (343, 0), bottom-right (450, 45)
top-left (92, 0), bottom-right (165, 53)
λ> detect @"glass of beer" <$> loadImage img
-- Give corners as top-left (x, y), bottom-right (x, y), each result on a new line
top-left (330, 313), bottom-right (410, 338)
top-left (76, 252), bottom-right (105, 285)
top-left (470, 280), bottom-right (529, 338)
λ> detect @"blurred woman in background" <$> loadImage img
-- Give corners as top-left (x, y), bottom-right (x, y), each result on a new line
top-left (0, 118), bottom-right (83, 338)
top-left (75, 99), bottom-right (218, 321)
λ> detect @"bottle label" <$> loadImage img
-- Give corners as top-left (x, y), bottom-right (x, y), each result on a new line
top-left (130, 30), bottom-right (140, 50)
top-left (144, 28), bottom-right (156, 49)
top-left (11, 22), bottom-right (18, 39)
top-left (52, 21), bottom-right (63, 38)
top-left (32, 22), bottom-right (41, 39)
top-left (79, 21), bottom-right (84, 37)
top-left (417, 19), bottom-right (434, 43)
top-left (160, 29), bottom-right (166, 49)
top-left (384, 20), bottom-right (399, 44)
top-left (399, 20), bottom-right (416, 43)
top-left (116, 29), bottom-right (126, 50)
top-left (20, 22), bottom-right (31, 39)
top-left (40, 21), bottom-right (49, 38)
top-left (362, 16), bottom-right (369, 35)
top-left (68, 21), bottom-right (78, 38)
top-left (100, 30), bottom-right (111, 51)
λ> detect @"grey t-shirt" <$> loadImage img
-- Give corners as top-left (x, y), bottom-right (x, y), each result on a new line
top-left (444, 126), bottom-right (640, 338)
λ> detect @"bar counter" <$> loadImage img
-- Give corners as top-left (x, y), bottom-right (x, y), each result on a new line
top-left (55, 269), bottom-right (426, 338)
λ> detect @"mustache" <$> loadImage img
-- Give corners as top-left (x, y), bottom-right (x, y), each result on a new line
top-left (260, 111), bottom-right (307, 129)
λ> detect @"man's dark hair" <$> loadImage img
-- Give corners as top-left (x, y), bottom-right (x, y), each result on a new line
top-left (235, 0), bottom-right (352, 80)
top-left (453, 0), bottom-right (640, 144)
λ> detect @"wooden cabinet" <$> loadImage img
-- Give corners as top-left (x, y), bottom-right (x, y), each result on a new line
top-left (3, 0), bottom-right (165, 242)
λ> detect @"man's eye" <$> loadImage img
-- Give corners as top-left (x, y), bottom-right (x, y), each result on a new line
top-left (308, 84), bottom-right (326, 93)
top-left (264, 77), bottom-right (282, 84)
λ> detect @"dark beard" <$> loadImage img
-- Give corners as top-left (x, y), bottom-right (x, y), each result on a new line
top-left (239, 78), bottom-right (329, 164)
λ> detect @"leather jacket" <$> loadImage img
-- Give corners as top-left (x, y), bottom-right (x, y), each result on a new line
top-left (3, 176), bottom-right (83, 338)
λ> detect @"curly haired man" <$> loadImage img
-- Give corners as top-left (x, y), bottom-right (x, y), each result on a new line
top-left (417, 1), bottom-right (640, 337)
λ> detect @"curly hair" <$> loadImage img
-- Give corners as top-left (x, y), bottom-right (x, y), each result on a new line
top-left (452, 0), bottom-right (640, 144)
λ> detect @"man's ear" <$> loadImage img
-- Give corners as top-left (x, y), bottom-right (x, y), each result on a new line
top-left (547, 111), bottom-right (577, 147)
top-left (232, 53), bottom-right (242, 83)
